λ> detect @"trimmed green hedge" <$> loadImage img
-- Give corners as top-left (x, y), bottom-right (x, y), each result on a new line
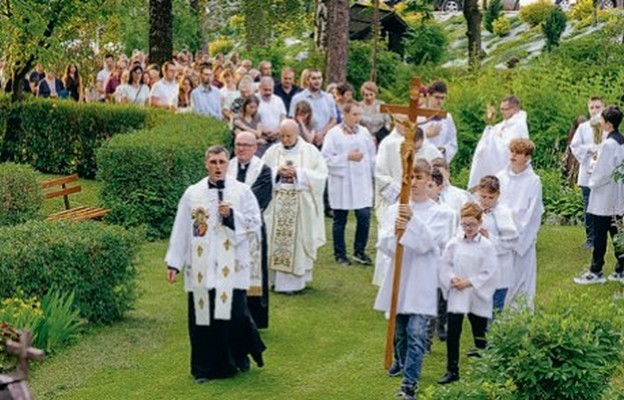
top-left (0, 162), bottom-right (43, 226)
top-left (0, 99), bottom-right (152, 179)
top-left (0, 221), bottom-right (143, 325)
top-left (97, 113), bottom-right (230, 239)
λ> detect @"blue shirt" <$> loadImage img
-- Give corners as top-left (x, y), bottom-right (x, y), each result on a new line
top-left (289, 89), bottom-right (337, 132)
top-left (191, 85), bottom-right (222, 119)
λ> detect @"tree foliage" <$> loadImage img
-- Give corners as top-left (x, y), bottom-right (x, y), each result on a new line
top-left (484, 0), bottom-right (503, 33)
top-left (542, 7), bottom-right (567, 52)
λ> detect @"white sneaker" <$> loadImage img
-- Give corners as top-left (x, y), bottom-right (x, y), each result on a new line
top-left (607, 272), bottom-right (624, 283)
top-left (573, 271), bottom-right (606, 285)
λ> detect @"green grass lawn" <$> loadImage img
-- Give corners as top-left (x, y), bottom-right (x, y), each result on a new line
top-left (28, 175), bottom-right (622, 399)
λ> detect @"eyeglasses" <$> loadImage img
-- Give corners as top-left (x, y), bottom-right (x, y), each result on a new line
top-left (460, 222), bottom-right (479, 229)
top-left (235, 143), bottom-right (255, 148)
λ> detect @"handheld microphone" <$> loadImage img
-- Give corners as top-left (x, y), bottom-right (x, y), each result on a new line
top-left (216, 180), bottom-right (225, 202)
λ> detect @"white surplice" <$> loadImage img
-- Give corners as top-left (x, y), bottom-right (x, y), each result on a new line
top-left (482, 203), bottom-right (520, 290)
top-left (420, 112), bottom-right (458, 163)
top-left (497, 164), bottom-right (544, 309)
top-left (587, 132), bottom-right (624, 217)
top-left (262, 139), bottom-right (328, 292)
top-left (439, 184), bottom-right (472, 214)
top-left (569, 120), bottom-right (601, 187)
top-left (322, 124), bottom-right (376, 210)
top-left (439, 234), bottom-right (498, 319)
top-left (164, 177), bottom-right (261, 324)
top-left (468, 111), bottom-right (529, 189)
top-left (374, 199), bottom-right (456, 316)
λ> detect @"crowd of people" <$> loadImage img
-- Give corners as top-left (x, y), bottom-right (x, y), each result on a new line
top-left (5, 52), bottom-right (623, 400)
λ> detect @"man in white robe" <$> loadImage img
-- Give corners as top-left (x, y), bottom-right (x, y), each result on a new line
top-left (165, 146), bottom-right (266, 382)
top-left (421, 81), bottom-right (458, 163)
top-left (497, 139), bottom-right (544, 309)
top-left (569, 96), bottom-right (605, 249)
top-left (372, 123), bottom-right (443, 286)
top-left (262, 119), bottom-right (328, 293)
top-left (468, 95), bottom-right (529, 189)
top-left (322, 101), bottom-right (376, 266)
top-left (374, 159), bottom-right (455, 400)
top-left (227, 132), bottom-right (273, 328)
top-left (432, 157), bottom-right (472, 214)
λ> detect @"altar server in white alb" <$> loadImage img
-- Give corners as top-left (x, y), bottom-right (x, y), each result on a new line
top-left (476, 175), bottom-right (520, 314)
top-left (420, 81), bottom-right (458, 163)
top-left (262, 119), bottom-right (328, 294)
top-left (574, 105), bottom-right (624, 285)
top-left (431, 157), bottom-right (472, 214)
top-left (372, 123), bottom-right (443, 286)
top-left (438, 202), bottom-right (497, 385)
top-left (497, 139), bottom-right (544, 309)
top-left (322, 101), bottom-right (376, 266)
top-left (165, 146), bottom-right (266, 383)
top-left (569, 96), bottom-right (605, 249)
top-left (374, 159), bottom-right (456, 400)
top-left (468, 95), bottom-right (529, 189)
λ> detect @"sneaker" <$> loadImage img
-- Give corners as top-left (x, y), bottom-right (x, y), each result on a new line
top-left (336, 257), bottom-right (352, 266)
top-left (466, 348), bottom-right (481, 358)
top-left (352, 253), bottom-right (373, 265)
top-left (194, 377), bottom-right (209, 384)
top-left (387, 362), bottom-right (402, 377)
top-left (395, 384), bottom-right (416, 399)
top-left (583, 241), bottom-right (593, 250)
top-left (573, 271), bottom-right (606, 285)
top-left (607, 272), bottom-right (624, 283)
top-left (437, 371), bottom-right (460, 385)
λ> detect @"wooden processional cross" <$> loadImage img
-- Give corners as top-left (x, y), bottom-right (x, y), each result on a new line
top-left (0, 329), bottom-right (45, 400)
top-left (379, 77), bottom-right (447, 370)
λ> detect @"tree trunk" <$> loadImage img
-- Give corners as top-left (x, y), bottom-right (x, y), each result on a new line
top-left (149, 0), bottom-right (173, 66)
top-left (370, 0), bottom-right (380, 83)
top-left (325, 0), bottom-right (349, 85)
top-left (314, 0), bottom-right (330, 51)
top-left (463, 0), bottom-right (482, 68)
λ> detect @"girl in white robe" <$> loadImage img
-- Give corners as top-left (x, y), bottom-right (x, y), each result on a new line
top-left (438, 202), bottom-right (497, 385)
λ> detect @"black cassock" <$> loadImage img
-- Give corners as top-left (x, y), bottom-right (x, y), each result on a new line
top-left (237, 162), bottom-right (273, 329)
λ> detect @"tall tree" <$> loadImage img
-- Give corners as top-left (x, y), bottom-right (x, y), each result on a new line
top-left (0, 0), bottom-right (109, 101)
top-left (149, 0), bottom-right (173, 65)
top-left (463, 0), bottom-right (482, 67)
top-left (325, 0), bottom-right (349, 84)
top-left (240, 0), bottom-right (268, 51)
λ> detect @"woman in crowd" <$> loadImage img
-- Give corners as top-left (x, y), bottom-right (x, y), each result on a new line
top-left (63, 63), bottom-right (82, 101)
top-left (113, 70), bottom-right (130, 103)
top-left (359, 81), bottom-right (391, 145)
top-left (230, 77), bottom-right (255, 115)
top-left (220, 68), bottom-right (240, 120)
top-left (233, 95), bottom-right (264, 153)
top-left (177, 75), bottom-right (194, 112)
top-left (119, 65), bottom-right (150, 106)
top-left (294, 100), bottom-right (315, 143)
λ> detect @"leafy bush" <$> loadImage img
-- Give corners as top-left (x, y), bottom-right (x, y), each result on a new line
top-left (97, 113), bottom-right (230, 239)
top-left (519, 0), bottom-right (557, 27)
top-left (403, 21), bottom-right (448, 65)
top-left (493, 15), bottom-right (512, 37)
top-left (484, 0), bottom-right (504, 33)
top-left (0, 322), bottom-right (19, 373)
top-left (421, 295), bottom-right (624, 400)
top-left (542, 7), bottom-right (567, 51)
top-left (568, 0), bottom-right (594, 21)
top-left (209, 37), bottom-right (235, 56)
top-left (347, 41), bottom-right (402, 98)
top-left (0, 221), bottom-right (143, 324)
top-left (538, 169), bottom-right (583, 224)
top-left (1, 99), bottom-right (151, 179)
top-left (0, 162), bottom-right (43, 226)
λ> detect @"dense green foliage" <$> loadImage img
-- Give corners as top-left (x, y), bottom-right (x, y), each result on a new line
top-left (422, 296), bottom-right (624, 399)
top-left (0, 162), bottom-right (43, 226)
top-left (518, 0), bottom-right (558, 27)
top-left (347, 41), bottom-right (402, 97)
top-left (0, 322), bottom-right (19, 373)
top-left (0, 99), bottom-right (151, 178)
top-left (0, 221), bottom-right (143, 324)
top-left (492, 15), bottom-right (512, 37)
top-left (542, 7), bottom-right (567, 51)
top-left (484, 0), bottom-right (504, 33)
top-left (403, 21), bottom-right (448, 65)
top-left (97, 113), bottom-right (230, 239)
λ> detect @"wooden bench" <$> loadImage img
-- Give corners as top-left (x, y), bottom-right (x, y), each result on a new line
top-left (41, 174), bottom-right (109, 221)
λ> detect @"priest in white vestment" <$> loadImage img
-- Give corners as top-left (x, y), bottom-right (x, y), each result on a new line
top-left (322, 101), bottom-right (376, 266)
top-left (468, 95), bottom-right (529, 189)
top-left (372, 123), bottom-right (443, 286)
top-left (262, 119), bottom-right (328, 293)
top-left (165, 146), bottom-right (266, 382)
top-left (496, 139), bottom-right (544, 309)
top-left (421, 81), bottom-right (458, 163)
top-left (374, 159), bottom-right (456, 399)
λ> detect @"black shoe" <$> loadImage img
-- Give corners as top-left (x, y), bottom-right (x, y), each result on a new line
top-left (437, 371), bottom-right (459, 385)
top-left (194, 377), bottom-right (209, 384)
top-left (387, 362), bottom-right (402, 377)
top-left (336, 257), bottom-right (352, 266)
top-left (325, 209), bottom-right (334, 218)
top-left (352, 253), bottom-right (373, 265)
top-left (251, 352), bottom-right (264, 368)
top-left (467, 348), bottom-right (482, 358)
top-left (395, 384), bottom-right (416, 399)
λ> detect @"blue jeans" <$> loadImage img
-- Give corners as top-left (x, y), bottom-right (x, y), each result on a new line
top-left (394, 314), bottom-right (429, 387)
top-left (492, 288), bottom-right (508, 316)
top-left (581, 186), bottom-right (594, 245)
top-left (332, 207), bottom-right (371, 259)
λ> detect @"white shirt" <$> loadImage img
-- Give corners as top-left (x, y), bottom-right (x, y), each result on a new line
top-left (570, 120), bottom-right (604, 187)
top-left (322, 124), bottom-right (376, 210)
top-left (256, 94), bottom-right (286, 133)
top-left (420, 112), bottom-right (458, 163)
top-left (96, 68), bottom-right (111, 100)
top-left (150, 79), bottom-right (179, 108)
top-left (121, 84), bottom-right (150, 106)
top-left (587, 132), bottom-right (624, 216)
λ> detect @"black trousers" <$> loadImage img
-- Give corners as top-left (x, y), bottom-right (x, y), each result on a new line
top-left (446, 312), bottom-right (488, 373)
top-left (590, 214), bottom-right (623, 274)
top-left (188, 290), bottom-right (266, 379)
